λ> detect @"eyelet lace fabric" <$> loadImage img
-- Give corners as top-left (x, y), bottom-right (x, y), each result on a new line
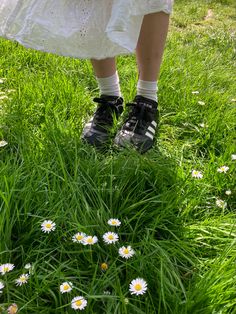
top-left (0, 0), bottom-right (173, 59)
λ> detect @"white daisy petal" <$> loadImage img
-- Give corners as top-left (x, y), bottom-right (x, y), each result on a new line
top-left (191, 170), bottom-right (203, 179)
top-left (41, 220), bottom-right (56, 233)
top-left (0, 281), bottom-right (4, 290)
top-left (24, 263), bottom-right (32, 270)
top-left (102, 232), bottom-right (119, 244)
top-left (225, 190), bottom-right (232, 196)
top-left (72, 232), bottom-right (86, 243)
top-left (118, 246), bottom-right (135, 259)
top-left (71, 296), bottom-right (87, 310)
top-left (198, 101), bottom-right (205, 106)
top-left (15, 274), bottom-right (29, 286)
top-left (231, 154), bottom-right (236, 161)
top-left (107, 218), bottom-right (121, 227)
top-left (217, 166), bottom-right (229, 173)
top-left (199, 123), bottom-right (208, 128)
top-left (0, 140), bottom-right (8, 147)
top-left (216, 199), bottom-right (227, 209)
top-left (60, 281), bottom-right (73, 294)
top-left (82, 235), bottom-right (98, 245)
top-left (7, 303), bottom-right (18, 314)
top-left (129, 278), bottom-right (148, 295)
top-left (0, 263), bottom-right (15, 275)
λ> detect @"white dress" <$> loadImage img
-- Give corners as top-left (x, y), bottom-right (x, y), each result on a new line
top-left (0, 0), bottom-right (173, 59)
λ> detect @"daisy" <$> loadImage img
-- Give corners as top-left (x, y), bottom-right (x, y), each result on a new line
top-left (199, 123), bottom-right (208, 128)
top-left (82, 235), bottom-right (98, 245)
top-left (72, 232), bottom-right (86, 243)
top-left (217, 166), bottom-right (229, 173)
top-left (0, 263), bottom-right (15, 275)
top-left (107, 218), bottom-right (121, 227)
top-left (60, 281), bottom-right (73, 294)
top-left (198, 101), bottom-right (205, 106)
top-left (129, 278), bottom-right (148, 295)
top-left (24, 263), bottom-right (32, 270)
top-left (231, 154), bottom-right (236, 161)
top-left (7, 303), bottom-right (18, 314)
top-left (118, 246), bottom-right (135, 259)
top-left (15, 274), bottom-right (29, 286)
top-left (100, 263), bottom-right (108, 271)
top-left (0, 140), bottom-right (8, 147)
top-left (191, 170), bottom-right (203, 179)
top-left (71, 296), bottom-right (87, 311)
top-left (124, 298), bottom-right (129, 304)
top-left (0, 281), bottom-right (4, 290)
top-left (103, 232), bottom-right (119, 244)
top-left (216, 199), bottom-right (227, 209)
top-left (41, 220), bottom-right (56, 233)
top-left (24, 263), bottom-right (34, 274)
top-left (103, 290), bottom-right (111, 295)
top-left (225, 190), bottom-right (232, 196)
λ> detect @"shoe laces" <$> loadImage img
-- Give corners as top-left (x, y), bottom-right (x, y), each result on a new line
top-left (93, 96), bottom-right (123, 126)
top-left (125, 100), bottom-right (156, 132)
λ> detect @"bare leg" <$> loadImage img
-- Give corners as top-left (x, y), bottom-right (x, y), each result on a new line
top-left (90, 57), bottom-right (116, 78)
top-left (136, 12), bottom-right (170, 81)
top-left (114, 12), bottom-right (170, 152)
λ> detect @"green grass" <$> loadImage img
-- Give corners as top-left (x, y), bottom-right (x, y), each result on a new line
top-left (0, 0), bottom-right (236, 313)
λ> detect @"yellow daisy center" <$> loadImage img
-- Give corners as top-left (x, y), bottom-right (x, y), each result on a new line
top-left (111, 221), bottom-right (116, 225)
top-left (4, 267), bottom-right (9, 272)
top-left (45, 223), bottom-right (52, 229)
top-left (123, 248), bottom-right (129, 254)
top-left (20, 276), bottom-right (26, 282)
top-left (76, 235), bottom-right (83, 240)
top-left (75, 300), bottom-right (83, 307)
top-left (101, 263), bottom-right (108, 270)
top-left (134, 283), bottom-right (142, 291)
top-left (64, 284), bottom-right (70, 290)
top-left (108, 235), bottom-right (114, 240)
top-left (87, 237), bottom-right (93, 243)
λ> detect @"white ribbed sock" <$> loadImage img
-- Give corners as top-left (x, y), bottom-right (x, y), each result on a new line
top-left (137, 79), bottom-right (158, 102)
top-left (96, 71), bottom-right (121, 97)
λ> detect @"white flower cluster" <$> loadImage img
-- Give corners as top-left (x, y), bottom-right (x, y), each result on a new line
top-left (39, 216), bottom-right (147, 311)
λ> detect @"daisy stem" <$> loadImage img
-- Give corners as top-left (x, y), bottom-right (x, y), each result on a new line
top-left (90, 247), bottom-right (93, 264)
top-left (5, 275), bottom-right (10, 303)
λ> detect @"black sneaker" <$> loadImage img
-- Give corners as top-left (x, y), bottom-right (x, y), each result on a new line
top-left (114, 95), bottom-right (159, 153)
top-left (82, 95), bottom-right (123, 148)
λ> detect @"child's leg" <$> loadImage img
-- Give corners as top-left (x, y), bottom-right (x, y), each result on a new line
top-left (136, 12), bottom-right (170, 82)
top-left (114, 12), bottom-right (170, 153)
top-left (90, 57), bottom-right (121, 97)
top-left (136, 12), bottom-right (170, 102)
top-left (90, 57), bottom-right (116, 78)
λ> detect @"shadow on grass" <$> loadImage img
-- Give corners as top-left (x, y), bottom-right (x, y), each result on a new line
top-left (0, 112), bottom-right (212, 313)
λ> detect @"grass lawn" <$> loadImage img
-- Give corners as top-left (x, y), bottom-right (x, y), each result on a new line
top-left (0, 0), bottom-right (236, 313)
